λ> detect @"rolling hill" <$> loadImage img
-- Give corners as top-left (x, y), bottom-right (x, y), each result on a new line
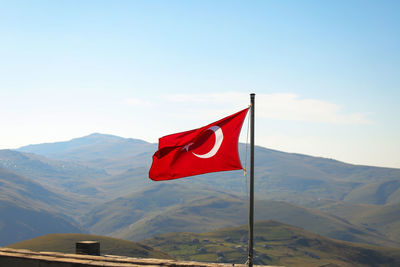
top-left (0, 167), bottom-right (83, 246)
top-left (0, 200), bottom-right (82, 246)
top-left (17, 133), bottom-right (400, 206)
top-left (143, 220), bottom-right (400, 267)
top-left (7, 133), bottom-right (400, 250)
top-left (0, 167), bottom-right (75, 213)
top-left (343, 179), bottom-right (400, 205)
top-left (306, 200), bottom-right (400, 244)
top-left (7, 233), bottom-right (172, 259)
top-left (193, 145), bottom-right (400, 205)
top-left (82, 183), bottom-right (400, 248)
top-left (0, 149), bottom-right (107, 197)
top-left (96, 166), bottom-right (154, 199)
top-left (81, 183), bottom-right (238, 235)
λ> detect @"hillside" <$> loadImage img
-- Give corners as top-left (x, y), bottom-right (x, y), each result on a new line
top-left (0, 167), bottom-right (83, 246)
top-left (194, 145), bottom-right (400, 205)
top-left (16, 133), bottom-right (400, 205)
top-left (8, 133), bottom-right (400, 250)
top-left (0, 200), bottom-right (82, 246)
top-left (82, 183), bottom-right (399, 248)
top-left (0, 149), bottom-right (107, 198)
top-left (343, 180), bottom-right (400, 204)
top-left (307, 200), bottom-right (400, 244)
top-left (7, 233), bottom-right (172, 259)
top-left (96, 166), bottom-right (154, 199)
top-left (81, 183), bottom-right (238, 235)
top-left (143, 220), bottom-right (400, 267)
top-left (0, 167), bottom-right (75, 213)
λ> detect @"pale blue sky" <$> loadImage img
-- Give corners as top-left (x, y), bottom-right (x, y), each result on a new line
top-left (0, 0), bottom-right (399, 168)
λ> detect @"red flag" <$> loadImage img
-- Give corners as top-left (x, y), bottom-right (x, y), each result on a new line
top-left (149, 108), bottom-right (249, 181)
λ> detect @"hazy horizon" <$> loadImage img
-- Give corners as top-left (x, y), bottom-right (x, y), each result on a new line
top-left (7, 131), bottom-right (398, 170)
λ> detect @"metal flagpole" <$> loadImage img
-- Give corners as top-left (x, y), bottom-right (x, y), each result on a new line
top-left (248, 93), bottom-right (255, 267)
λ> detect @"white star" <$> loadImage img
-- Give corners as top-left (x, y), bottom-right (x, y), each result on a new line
top-left (182, 143), bottom-right (194, 152)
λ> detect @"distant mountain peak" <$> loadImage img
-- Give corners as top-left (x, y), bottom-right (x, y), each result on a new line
top-left (78, 133), bottom-right (126, 140)
top-left (16, 133), bottom-right (156, 174)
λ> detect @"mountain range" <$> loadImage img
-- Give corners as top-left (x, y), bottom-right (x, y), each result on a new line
top-left (0, 133), bottom-right (399, 256)
top-left (17, 133), bottom-right (400, 205)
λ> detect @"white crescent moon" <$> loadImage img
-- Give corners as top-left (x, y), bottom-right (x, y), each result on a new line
top-left (193, 126), bottom-right (224, 159)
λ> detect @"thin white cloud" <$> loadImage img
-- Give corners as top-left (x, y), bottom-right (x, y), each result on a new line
top-left (163, 92), bottom-right (371, 125)
top-left (258, 93), bottom-right (371, 125)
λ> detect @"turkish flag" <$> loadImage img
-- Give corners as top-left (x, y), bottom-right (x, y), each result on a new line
top-left (149, 108), bottom-right (249, 181)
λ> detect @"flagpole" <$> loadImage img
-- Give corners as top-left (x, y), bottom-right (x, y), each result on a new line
top-left (248, 93), bottom-right (255, 267)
